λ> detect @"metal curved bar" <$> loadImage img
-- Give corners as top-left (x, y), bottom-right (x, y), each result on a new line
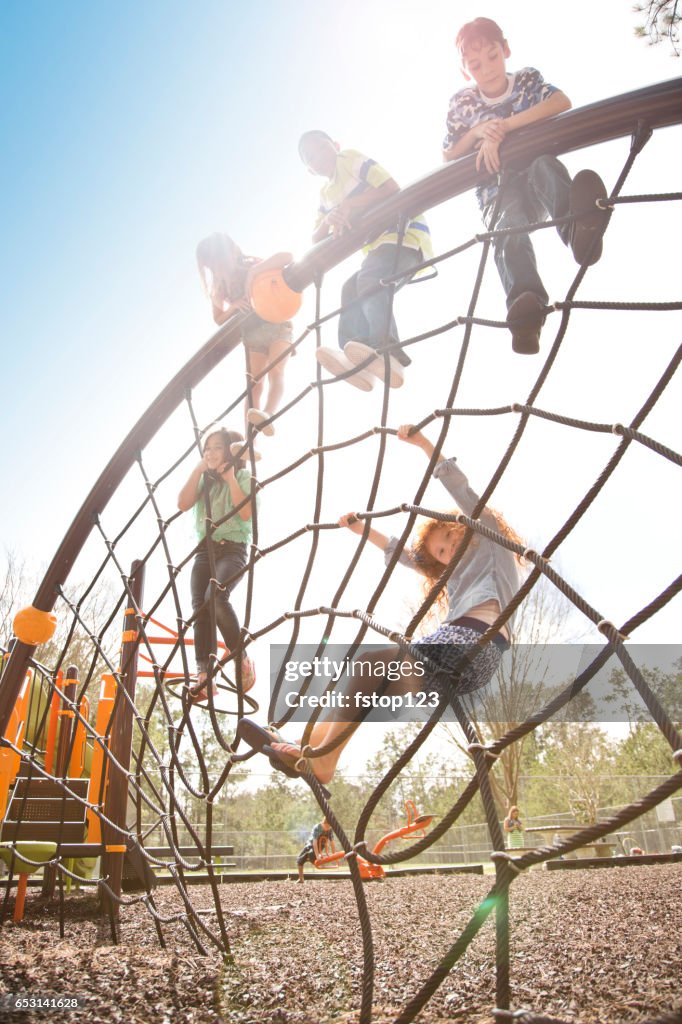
top-left (1, 76), bottom-right (681, 731)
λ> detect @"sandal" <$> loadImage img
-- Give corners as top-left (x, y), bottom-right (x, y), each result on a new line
top-left (237, 718), bottom-right (283, 753)
top-left (237, 719), bottom-right (300, 780)
top-left (237, 719), bottom-right (331, 797)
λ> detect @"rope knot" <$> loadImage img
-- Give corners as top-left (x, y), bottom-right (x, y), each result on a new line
top-left (597, 620), bottom-right (629, 642)
top-left (467, 742), bottom-right (499, 762)
top-left (490, 851), bottom-right (523, 875)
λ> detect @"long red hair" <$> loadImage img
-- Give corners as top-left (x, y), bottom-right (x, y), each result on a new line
top-left (411, 508), bottom-right (525, 612)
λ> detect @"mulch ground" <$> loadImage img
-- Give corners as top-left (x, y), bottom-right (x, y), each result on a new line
top-left (0, 865), bottom-right (680, 1024)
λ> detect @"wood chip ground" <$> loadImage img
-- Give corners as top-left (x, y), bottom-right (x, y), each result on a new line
top-left (0, 864), bottom-right (680, 1023)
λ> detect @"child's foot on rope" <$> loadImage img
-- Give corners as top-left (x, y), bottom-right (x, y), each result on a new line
top-left (343, 341), bottom-right (405, 389)
top-left (237, 720), bottom-right (309, 782)
top-left (569, 169), bottom-right (608, 266)
top-left (217, 651), bottom-right (257, 693)
top-left (237, 719), bottom-right (332, 795)
top-left (506, 292), bottom-right (545, 354)
top-left (315, 347), bottom-right (375, 391)
top-left (246, 407), bottom-right (275, 436)
top-left (268, 741), bottom-right (335, 789)
top-left (188, 672), bottom-right (219, 704)
top-left (229, 440), bottom-right (262, 461)
top-left (239, 655), bottom-right (257, 693)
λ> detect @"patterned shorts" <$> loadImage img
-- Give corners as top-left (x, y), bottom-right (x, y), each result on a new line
top-left (410, 622), bottom-right (506, 704)
top-left (242, 316), bottom-right (294, 355)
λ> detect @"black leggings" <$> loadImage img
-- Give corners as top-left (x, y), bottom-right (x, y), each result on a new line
top-left (190, 540), bottom-right (247, 673)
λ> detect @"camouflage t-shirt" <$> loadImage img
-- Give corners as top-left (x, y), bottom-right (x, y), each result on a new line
top-left (443, 67), bottom-right (560, 210)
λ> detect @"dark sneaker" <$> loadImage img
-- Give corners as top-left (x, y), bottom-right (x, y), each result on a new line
top-left (506, 292), bottom-right (545, 355)
top-left (569, 169), bottom-right (608, 266)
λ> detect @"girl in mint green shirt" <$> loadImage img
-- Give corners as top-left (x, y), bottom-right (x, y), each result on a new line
top-left (178, 428), bottom-right (256, 702)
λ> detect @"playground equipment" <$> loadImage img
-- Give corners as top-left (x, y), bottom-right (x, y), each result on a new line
top-left (0, 661), bottom-right (121, 923)
top-left (313, 801), bottom-right (435, 880)
top-left (0, 79), bottom-right (680, 1023)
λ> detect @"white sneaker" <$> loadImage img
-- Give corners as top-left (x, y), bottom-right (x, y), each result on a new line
top-left (230, 441), bottom-right (262, 461)
top-left (344, 341), bottom-right (405, 389)
top-left (246, 408), bottom-right (275, 436)
top-left (315, 347), bottom-right (375, 392)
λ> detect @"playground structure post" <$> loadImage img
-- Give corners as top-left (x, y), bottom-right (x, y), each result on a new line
top-left (86, 674), bottom-right (117, 845)
top-left (99, 560), bottom-right (145, 925)
top-left (42, 665), bottom-right (79, 898)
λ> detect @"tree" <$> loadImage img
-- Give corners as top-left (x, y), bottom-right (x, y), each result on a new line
top-left (613, 723), bottom-right (678, 777)
top-left (0, 550), bottom-right (26, 649)
top-left (607, 658), bottom-right (682, 778)
top-left (533, 722), bottom-right (617, 824)
top-left (633, 1), bottom-right (681, 54)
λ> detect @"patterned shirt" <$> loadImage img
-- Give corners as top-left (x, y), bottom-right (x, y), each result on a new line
top-left (443, 67), bottom-right (560, 210)
top-left (316, 148), bottom-right (433, 262)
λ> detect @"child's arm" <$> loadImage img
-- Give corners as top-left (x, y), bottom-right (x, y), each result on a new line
top-left (473, 90), bottom-right (571, 174)
top-left (443, 119), bottom-right (504, 163)
top-left (314, 178), bottom-right (400, 241)
top-left (443, 77), bottom-right (571, 170)
top-left (212, 299), bottom-right (250, 326)
top-left (334, 177), bottom-right (399, 222)
top-left (499, 89), bottom-right (571, 135)
top-left (397, 425), bottom-right (480, 516)
top-left (244, 252), bottom-right (294, 292)
top-left (397, 424), bottom-right (446, 465)
top-left (338, 512), bottom-right (390, 551)
top-left (178, 459), bottom-right (208, 511)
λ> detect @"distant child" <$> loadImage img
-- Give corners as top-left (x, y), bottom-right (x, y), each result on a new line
top-left (504, 805), bottom-right (524, 849)
top-left (196, 233), bottom-right (295, 446)
top-left (239, 425), bottom-right (523, 785)
top-left (296, 818), bottom-right (335, 882)
top-left (298, 131), bottom-right (433, 390)
top-left (443, 17), bottom-right (609, 354)
top-left (177, 427), bottom-right (256, 702)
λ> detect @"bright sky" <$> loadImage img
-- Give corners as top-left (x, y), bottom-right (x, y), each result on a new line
top-left (1, 1), bottom-right (680, 777)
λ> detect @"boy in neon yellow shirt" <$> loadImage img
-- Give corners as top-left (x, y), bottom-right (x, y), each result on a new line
top-left (299, 131), bottom-right (433, 390)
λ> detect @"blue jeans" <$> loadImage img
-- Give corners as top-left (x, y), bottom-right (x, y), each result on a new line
top-left (190, 540), bottom-right (247, 674)
top-left (484, 155), bottom-right (572, 310)
top-left (338, 244), bottom-right (421, 363)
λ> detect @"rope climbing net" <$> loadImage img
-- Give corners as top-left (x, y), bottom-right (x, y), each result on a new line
top-left (0, 80), bottom-right (681, 1023)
